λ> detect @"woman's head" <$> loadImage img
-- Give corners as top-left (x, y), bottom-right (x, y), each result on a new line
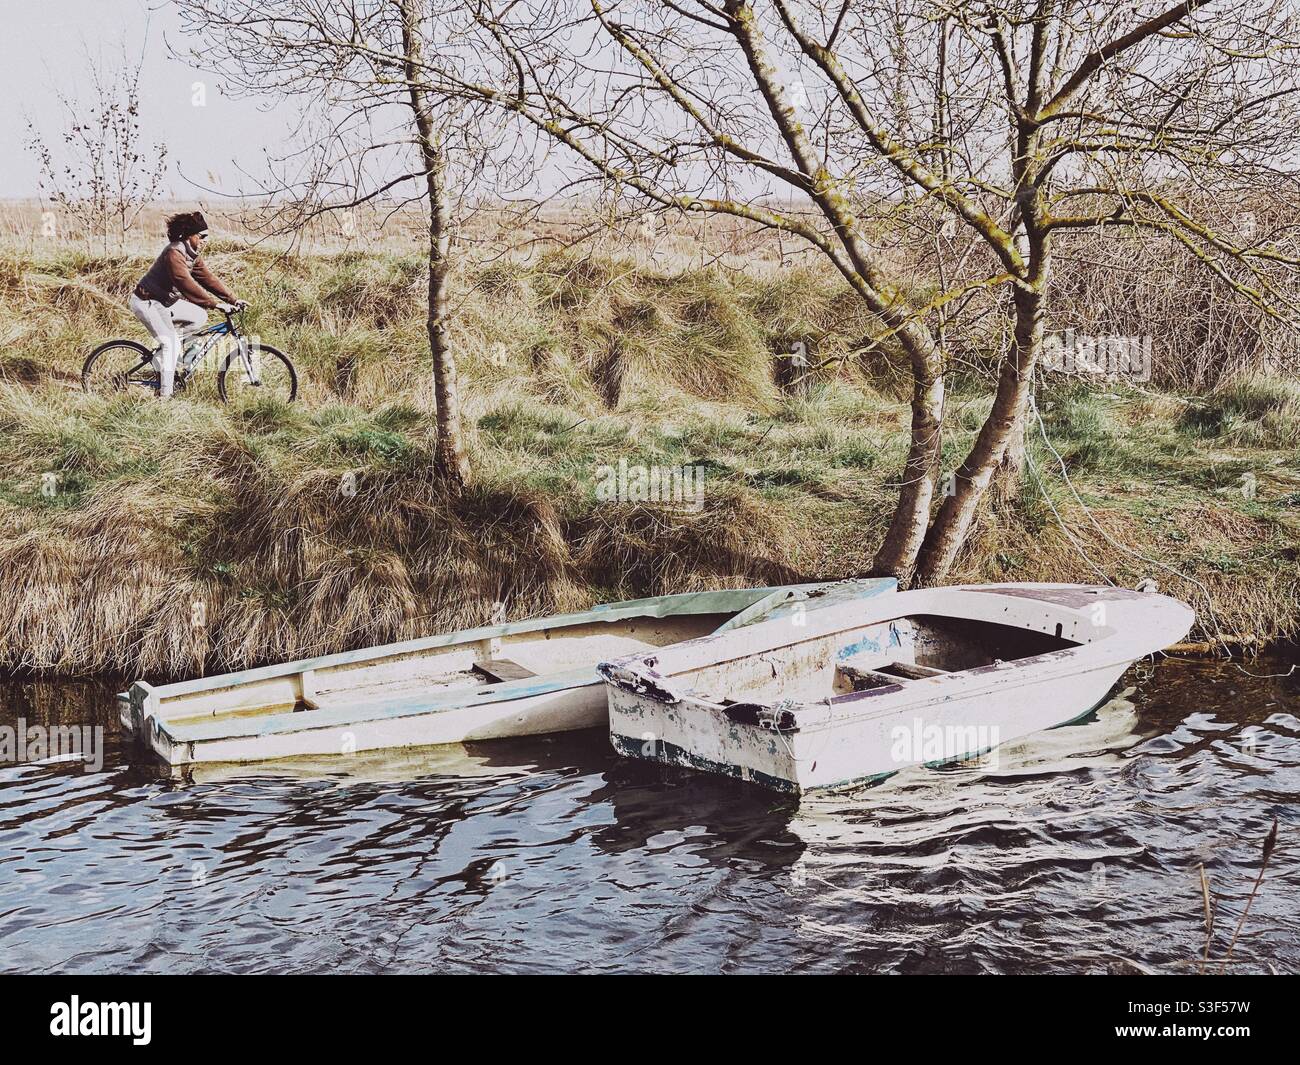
top-left (166, 211), bottom-right (209, 248)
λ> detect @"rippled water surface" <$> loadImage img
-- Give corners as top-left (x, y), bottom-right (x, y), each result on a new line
top-left (1, 656), bottom-right (1297, 974)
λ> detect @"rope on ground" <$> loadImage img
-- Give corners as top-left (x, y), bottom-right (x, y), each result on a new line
top-left (1233, 662), bottom-right (1296, 679)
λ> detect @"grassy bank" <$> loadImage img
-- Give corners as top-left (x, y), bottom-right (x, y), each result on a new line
top-left (0, 241), bottom-right (1297, 678)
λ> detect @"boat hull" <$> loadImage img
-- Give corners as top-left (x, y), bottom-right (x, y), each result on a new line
top-left (609, 659), bottom-right (1130, 794)
top-left (146, 675), bottom-right (608, 766)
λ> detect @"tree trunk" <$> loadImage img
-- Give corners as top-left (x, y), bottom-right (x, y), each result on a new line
top-left (871, 348), bottom-right (945, 583)
top-left (912, 286), bottom-right (1043, 585)
top-left (724, 8), bottom-right (945, 585)
top-left (425, 147), bottom-right (470, 487)
top-left (400, 0), bottom-right (469, 491)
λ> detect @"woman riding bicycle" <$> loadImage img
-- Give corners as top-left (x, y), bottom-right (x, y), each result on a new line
top-left (130, 211), bottom-right (246, 399)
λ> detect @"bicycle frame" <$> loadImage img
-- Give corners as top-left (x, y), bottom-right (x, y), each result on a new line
top-left (176, 312), bottom-right (262, 385)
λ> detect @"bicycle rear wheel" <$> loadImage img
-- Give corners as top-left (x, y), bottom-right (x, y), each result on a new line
top-left (217, 342), bottom-right (298, 404)
top-left (82, 340), bottom-right (158, 397)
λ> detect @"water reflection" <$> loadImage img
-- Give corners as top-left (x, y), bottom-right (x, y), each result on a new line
top-left (0, 656), bottom-right (1295, 973)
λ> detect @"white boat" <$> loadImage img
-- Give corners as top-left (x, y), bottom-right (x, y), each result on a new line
top-left (118, 579), bottom-right (896, 767)
top-left (598, 583), bottom-right (1194, 794)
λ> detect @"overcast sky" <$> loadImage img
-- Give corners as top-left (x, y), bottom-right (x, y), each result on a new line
top-left (0, 0), bottom-right (292, 200)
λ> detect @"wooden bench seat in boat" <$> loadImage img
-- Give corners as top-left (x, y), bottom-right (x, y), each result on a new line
top-left (879, 661), bottom-right (949, 680)
top-left (834, 660), bottom-right (950, 693)
top-left (472, 658), bottom-right (540, 684)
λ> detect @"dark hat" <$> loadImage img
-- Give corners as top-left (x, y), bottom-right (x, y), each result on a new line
top-left (166, 211), bottom-right (209, 242)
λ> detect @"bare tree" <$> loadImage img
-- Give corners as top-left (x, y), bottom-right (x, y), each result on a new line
top-left (430, 0), bottom-right (1300, 583)
top-left (25, 37), bottom-right (169, 253)
top-left (173, 0), bottom-right (514, 490)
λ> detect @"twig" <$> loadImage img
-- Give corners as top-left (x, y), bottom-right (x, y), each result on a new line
top-left (1198, 863), bottom-right (1214, 975)
top-left (1217, 818), bottom-right (1279, 974)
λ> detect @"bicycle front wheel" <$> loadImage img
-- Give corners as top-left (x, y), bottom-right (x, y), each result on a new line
top-left (217, 342), bottom-right (298, 404)
top-left (82, 340), bottom-right (158, 397)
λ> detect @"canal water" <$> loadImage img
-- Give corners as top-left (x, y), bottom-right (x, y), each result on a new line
top-left (0, 655), bottom-right (1296, 974)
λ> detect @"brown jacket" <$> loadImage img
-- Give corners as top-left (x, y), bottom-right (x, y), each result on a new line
top-left (135, 241), bottom-right (236, 309)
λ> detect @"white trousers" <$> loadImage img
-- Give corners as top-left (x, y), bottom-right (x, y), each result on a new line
top-left (129, 294), bottom-right (207, 397)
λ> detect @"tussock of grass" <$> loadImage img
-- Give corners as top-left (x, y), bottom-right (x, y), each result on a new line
top-left (0, 244), bottom-right (1296, 676)
top-left (1179, 376), bottom-right (1300, 447)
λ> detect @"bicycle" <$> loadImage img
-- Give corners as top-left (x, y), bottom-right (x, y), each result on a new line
top-left (82, 306), bottom-right (298, 403)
